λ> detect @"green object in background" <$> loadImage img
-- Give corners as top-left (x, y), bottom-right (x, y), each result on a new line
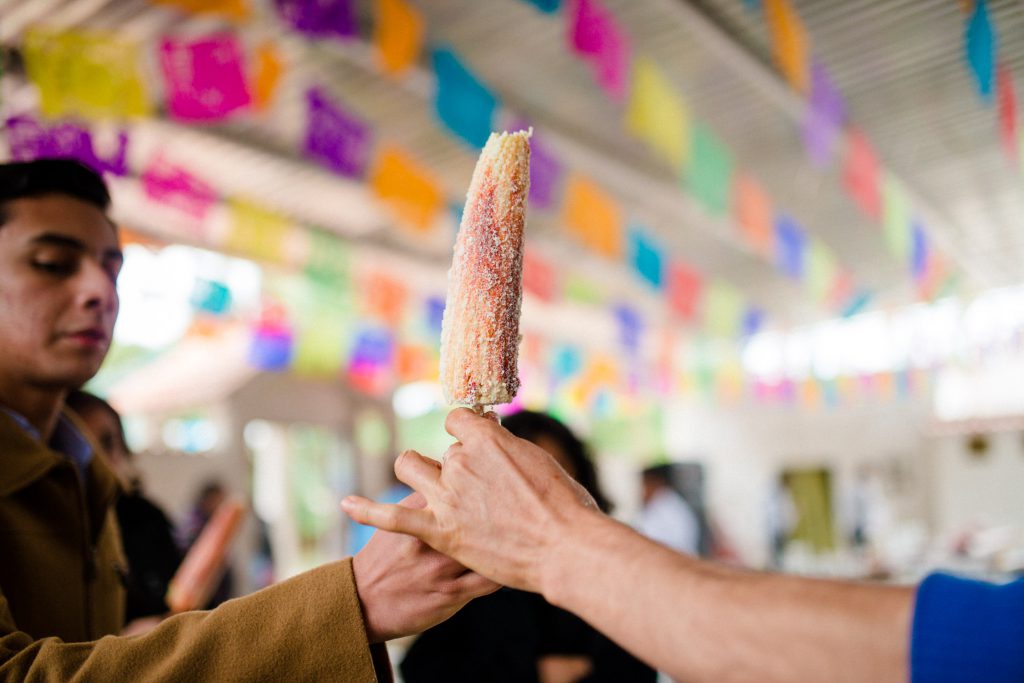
top-left (783, 468), bottom-right (836, 553)
top-left (396, 409), bottom-right (454, 461)
top-left (355, 410), bottom-right (391, 459)
top-left (86, 343), bottom-right (163, 397)
top-left (292, 280), bottom-right (353, 376)
top-left (304, 228), bottom-right (351, 288)
top-left (882, 173), bottom-right (910, 262)
top-left (687, 123), bottom-right (734, 216)
top-left (590, 405), bottom-right (665, 461)
top-left (705, 280), bottom-right (743, 338)
top-left (563, 273), bottom-right (604, 306)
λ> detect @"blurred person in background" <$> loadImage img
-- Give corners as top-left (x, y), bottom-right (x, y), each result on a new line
top-left (640, 465), bottom-right (699, 556)
top-left (347, 408), bottom-right (1024, 683)
top-left (64, 390), bottom-right (181, 633)
top-left (178, 480), bottom-right (235, 608)
top-left (401, 410), bottom-right (655, 683)
top-left (0, 158), bottom-right (496, 680)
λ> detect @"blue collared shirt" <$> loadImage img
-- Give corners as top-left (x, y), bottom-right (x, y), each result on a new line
top-left (1, 407), bottom-right (93, 481)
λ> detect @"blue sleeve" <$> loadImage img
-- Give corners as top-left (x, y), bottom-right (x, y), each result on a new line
top-left (911, 572), bottom-right (1024, 683)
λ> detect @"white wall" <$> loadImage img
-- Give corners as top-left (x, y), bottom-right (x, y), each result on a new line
top-left (657, 398), bottom-right (931, 567)
top-left (927, 430), bottom-right (1024, 536)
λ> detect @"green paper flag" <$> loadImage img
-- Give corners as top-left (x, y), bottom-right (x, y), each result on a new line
top-left (304, 228), bottom-right (351, 287)
top-left (882, 173), bottom-right (911, 262)
top-left (292, 280), bottom-right (354, 376)
top-left (687, 123), bottom-right (734, 215)
top-left (806, 240), bottom-right (837, 302)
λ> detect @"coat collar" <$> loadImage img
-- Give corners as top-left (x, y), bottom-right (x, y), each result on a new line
top-left (0, 409), bottom-right (65, 496)
top-left (0, 407), bottom-right (121, 514)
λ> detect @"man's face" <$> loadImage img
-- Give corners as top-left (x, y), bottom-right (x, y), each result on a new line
top-left (0, 194), bottom-right (121, 390)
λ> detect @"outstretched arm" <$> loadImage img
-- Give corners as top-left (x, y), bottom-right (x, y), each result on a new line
top-left (343, 408), bottom-right (913, 683)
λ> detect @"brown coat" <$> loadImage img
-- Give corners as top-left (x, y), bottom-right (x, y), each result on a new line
top-left (0, 409), bottom-right (384, 680)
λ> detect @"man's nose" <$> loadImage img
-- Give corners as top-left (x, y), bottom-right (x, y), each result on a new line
top-left (78, 261), bottom-right (117, 312)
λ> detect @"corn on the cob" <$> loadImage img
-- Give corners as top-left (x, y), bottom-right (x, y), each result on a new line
top-left (440, 129), bottom-right (531, 408)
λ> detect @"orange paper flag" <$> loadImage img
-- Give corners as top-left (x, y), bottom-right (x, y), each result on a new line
top-left (371, 145), bottom-right (443, 233)
top-left (252, 42), bottom-right (284, 111)
top-left (764, 0), bottom-right (809, 93)
top-left (153, 0), bottom-right (250, 20)
top-left (562, 173), bottom-right (623, 259)
top-left (361, 270), bottom-right (408, 326)
top-left (733, 174), bottom-right (773, 258)
top-left (374, 0), bottom-right (424, 75)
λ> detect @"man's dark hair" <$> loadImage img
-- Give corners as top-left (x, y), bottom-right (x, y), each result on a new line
top-left (0, 158), bottom-right (111, 225)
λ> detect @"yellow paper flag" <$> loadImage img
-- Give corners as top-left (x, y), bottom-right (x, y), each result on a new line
top-left (705, 280), bottom-right (743, 338)
top-left (371, 145), bottom-right (443, 233)
top-left (226, 199), bottom-right (293, 265)
top-left (374, 0), bottom-right (424, 75)
top-left (23, 27), bottom-right (150, 120)
top-left (562, 173), bottom-right (623, 259)
top-left (252, 42), bottom-right (284, 111)
top-left (625, 57), bottom-right (690, 171)
top-left (764, 0), bottom-right (809, 93)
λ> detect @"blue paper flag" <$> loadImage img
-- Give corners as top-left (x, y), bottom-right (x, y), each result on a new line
top-left (520, 0), bottom-right (561, 13)
top-left (841, 290), bottom-right (872, 318)
top-left (426, 296), bottom-right (446, 334)
top-left (433, 48), bottom-right (499, 149)
top-left (350, 327), bottom-right (394, 367)
top-left (614, 304), bottom-right (642, 354)
top-left (774, 215), bottom-right (806, 280)
top-left (629, 227), bottom-right (664, 289)
top-left (249, 328), bottom-right (293, 371)
top-left (965, 0), bottom-right (997, 101)
top-left (742, 307), bottom-right (764, 337)
top-left (911, 220), bottom-right (928, 281)
top-left (552, 345), bottom-right (582, 380)
top-left (191, 279), bottom-right (231, 315)
top-left (743, 0), bottom-right (760, 12)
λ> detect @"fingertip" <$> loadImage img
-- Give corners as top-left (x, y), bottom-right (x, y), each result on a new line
top-left (444, 407), bottom-right (478, 436)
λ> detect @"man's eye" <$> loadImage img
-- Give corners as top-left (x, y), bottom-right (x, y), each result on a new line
top-left (32, 260), bottom-right (76, 276)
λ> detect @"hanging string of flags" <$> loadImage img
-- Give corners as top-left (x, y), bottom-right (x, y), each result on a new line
top-left (5, 0), bottom-right (984, 414)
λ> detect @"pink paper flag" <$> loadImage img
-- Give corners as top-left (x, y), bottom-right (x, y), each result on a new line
top-left (160, 34), bottom-right (252, 121)
top-left (141, 155), bottom-right (218, 220)
top-left (569, 0), bottom-right (630, 103)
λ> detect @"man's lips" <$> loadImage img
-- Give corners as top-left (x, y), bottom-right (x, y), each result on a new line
top-left (63, 328), bottom-right (109, 346)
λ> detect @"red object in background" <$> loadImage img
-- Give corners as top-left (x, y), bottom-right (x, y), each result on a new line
top-left (843, 128), bottom-right (882, 221)
top-left (166, 498), bottom-right (245, 613)
top-left (667, 262), bottom-right (703, 322)
top-left (522, 248), bottom-right (557, 302)
top-left (997, 62), bottom-right (1018, 162)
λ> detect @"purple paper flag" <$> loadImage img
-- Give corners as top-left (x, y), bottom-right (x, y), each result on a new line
top-left (275, 0), bottom-right (356, 39)
top-left (160, 34), bottom-right (252, 122)
top-left (613, 304), bottom-right (642, 354)
top-left (569, 0), bottom-right (631, 103)
top-left (5, 115), bottom-right (129, 176)
top-left (802, 61), bottom-right (845, 167)
top-left (529, 132), bottom-right (563, 209)
top-left (303, 88), bottom-right (372, 178)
